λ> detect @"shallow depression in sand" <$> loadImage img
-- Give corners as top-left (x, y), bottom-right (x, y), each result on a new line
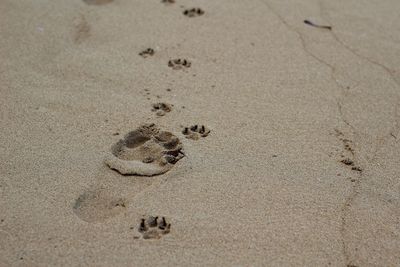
top-left (73, 189), bottom-right (127, 222)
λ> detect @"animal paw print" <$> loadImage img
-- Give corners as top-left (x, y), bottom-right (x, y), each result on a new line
top-left (168, 59), bottom-right (191, 70)
top-left (152, 102), bottom-right (172, 117)
top-left (138, 216), bottom-right (171, 239)
top-left (139, 48), bottom-right (155, 58)
top-left (183, 8), bottom-right (204, 17)
top-left (161, 0), bottom-right (175, 4)
top-left (182, 125), bottom-right (210, 140)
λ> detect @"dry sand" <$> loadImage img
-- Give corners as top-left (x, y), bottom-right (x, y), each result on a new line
top-left (1, 0), bottom-right (400, 266)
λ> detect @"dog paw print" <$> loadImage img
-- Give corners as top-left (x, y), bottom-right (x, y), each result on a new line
top-left (139, 48), bottom-right (155, 58)
top-left (182, 125), bottom-right (210, 140)
top-left (152, 102), bottom-right (172, 117)
top-left (183, 8), bottom-right (204, 17)
top-left (161, 0), bottom-right (175, 4)
top-left (138, 216), bottom-right (171, 239)
top-left (168, 59), bottom-right (191, 70)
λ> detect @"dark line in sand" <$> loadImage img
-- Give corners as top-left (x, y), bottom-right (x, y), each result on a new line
top-left (304, 19), bottom-right (332, 30)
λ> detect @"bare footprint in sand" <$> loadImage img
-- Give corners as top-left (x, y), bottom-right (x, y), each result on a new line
top-left (73, 165), bottom-right (159, 223)
top-left (73, 168), bottom-right (157, 222)
top-left (73, 124), bottom-right (184, 223)
top-left (104, 123), bottom-right (184, 176)
top-left (182, 125), bottom-right (210, 140)
top-left (73, 189), bottom-right (128, 222)
top-left (82, 0), bottom-right (113, 5)
top-left (137, 216), bottom-right (171, 239)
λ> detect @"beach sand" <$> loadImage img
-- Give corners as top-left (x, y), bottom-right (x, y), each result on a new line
top-left (1, 0), bottom-right (400, 266)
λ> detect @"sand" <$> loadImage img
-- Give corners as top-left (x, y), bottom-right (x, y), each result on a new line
top-left (1, 0), bottom-right (400, 266)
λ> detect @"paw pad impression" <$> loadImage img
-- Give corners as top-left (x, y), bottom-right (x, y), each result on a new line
top-left (168, 59), bottom-right (191, 70)
top-left (183, 8), bottom-right (204, 17)
top-left (138, 216), bottom-right (171, 239)
top-left (182, 125), bottom-right (210, 140)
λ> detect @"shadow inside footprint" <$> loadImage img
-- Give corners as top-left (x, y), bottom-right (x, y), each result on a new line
top-left (104, 123), bottom-right (185, 176)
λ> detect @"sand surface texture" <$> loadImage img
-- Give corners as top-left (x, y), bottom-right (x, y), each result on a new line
top-left (1, 0), bottom-right (400, 266)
